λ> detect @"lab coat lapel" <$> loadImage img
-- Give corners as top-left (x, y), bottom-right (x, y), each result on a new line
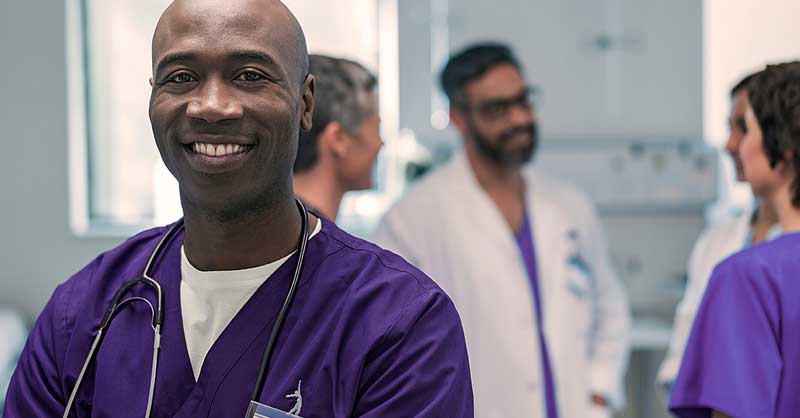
top-left (447, 153), bottom-right (546, 416)
top-left (450, 152), bottom-right (521, 258)
top-left (526, 170), bottom-right (569, 328)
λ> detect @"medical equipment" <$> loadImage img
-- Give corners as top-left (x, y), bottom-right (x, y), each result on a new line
top-left (63, 198), bottom-right (310, 418)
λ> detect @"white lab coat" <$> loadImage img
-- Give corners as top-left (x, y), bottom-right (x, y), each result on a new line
top-left (373, 151), bottom-right (631, 418)
top-left (657, 208), bottom-right (779, 389)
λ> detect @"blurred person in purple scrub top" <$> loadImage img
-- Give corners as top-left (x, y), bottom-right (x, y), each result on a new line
top-left (293, 55), bottom-right (383, 221)
top-left (656, 71), bottom-right (781, 394)
top-left (3, 1), bottom-right (473, 417)
top-left (670, 61), bottom-right (800, 418)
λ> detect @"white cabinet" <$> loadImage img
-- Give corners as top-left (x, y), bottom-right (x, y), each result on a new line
top-left (399, 0), bottom-right (702, 142)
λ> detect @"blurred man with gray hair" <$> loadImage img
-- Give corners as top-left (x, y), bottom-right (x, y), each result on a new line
top-left (293, 54), bottom-right (382, 220)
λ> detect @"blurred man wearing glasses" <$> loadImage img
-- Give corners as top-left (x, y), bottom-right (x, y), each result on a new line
top-left (373, 43), bottom-right (631, 418)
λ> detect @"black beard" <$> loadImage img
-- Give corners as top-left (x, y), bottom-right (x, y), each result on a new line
top-left (468, 120), bottom-right (538, 167)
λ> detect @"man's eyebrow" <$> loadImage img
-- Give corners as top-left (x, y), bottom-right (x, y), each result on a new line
top-left (229, 50), bottom-right (284, 72)
top-left (153, 50), bottom-right (286, 78)
top-left (155, 52), bottom-right (196, 75)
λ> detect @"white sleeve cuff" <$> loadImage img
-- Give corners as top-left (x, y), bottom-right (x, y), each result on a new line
top-left (589, 365), bottom-right (626, 411)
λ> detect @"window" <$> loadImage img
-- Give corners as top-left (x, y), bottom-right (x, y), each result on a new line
top-left (69, 0), bottom-right (398, 236)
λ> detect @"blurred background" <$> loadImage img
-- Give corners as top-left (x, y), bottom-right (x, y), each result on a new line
top-left (1, 0), bottom-right (799, 415)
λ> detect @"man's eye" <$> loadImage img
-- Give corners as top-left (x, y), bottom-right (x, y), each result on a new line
top-left (170, 73), bottom-right (195, 84)
top-left (236, 71), bottom-right (265, 82)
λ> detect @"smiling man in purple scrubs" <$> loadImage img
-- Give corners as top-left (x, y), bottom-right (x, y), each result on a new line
top-left (669, 62), bottom-right (800, 418)
top-left (3, 1), bottom-right (473, 417)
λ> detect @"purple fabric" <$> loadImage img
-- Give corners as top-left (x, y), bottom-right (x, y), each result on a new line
top-left (670, 232), bottom-right (800, 418)
top-left (516, 212), bottom-right (559, 418)
top-left (4, 217), bottom-right (473, 418)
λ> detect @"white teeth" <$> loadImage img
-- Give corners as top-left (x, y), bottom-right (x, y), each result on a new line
top-left (193, 142), bottom-right (247, 157)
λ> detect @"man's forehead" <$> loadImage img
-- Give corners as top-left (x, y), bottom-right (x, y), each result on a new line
top-left (152, 0), bottom-right (306, 76)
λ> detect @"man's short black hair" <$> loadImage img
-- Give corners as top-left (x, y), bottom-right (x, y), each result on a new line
top-left (440, 42), bottom-right (522, 109)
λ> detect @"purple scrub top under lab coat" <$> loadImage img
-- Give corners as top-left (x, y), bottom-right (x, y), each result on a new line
top-left (4, 217), bottom-right (474, 418)
top-left (669, 232), bottom-right (800, 418)
top-left (516, 212), bottom-right (558, 418)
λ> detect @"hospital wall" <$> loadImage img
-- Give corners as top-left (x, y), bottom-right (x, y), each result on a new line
top-left (0, 0), bottom-right (704, 321)
top-left (0, 0), bottom-right (125, 318)
top-left (398, 0), bottom-right (703, 146)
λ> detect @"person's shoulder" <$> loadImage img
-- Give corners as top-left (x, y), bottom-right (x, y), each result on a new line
top-left (390, 157), bottom-right (461, 209)
top-left (81, 224), bottom-right (173, 277)
top-left (723, 231), bottom-right (796, 265)
top-left (319, 219), bottom-right (447, 298)
top-left (57, 224), bottom-right (175, 303)
top-left (526, 166), bottom-right (597, 216)
top-left (714, 232), bottom-right (800, 290)
top-left (41, 224), bottom-right (177, 348)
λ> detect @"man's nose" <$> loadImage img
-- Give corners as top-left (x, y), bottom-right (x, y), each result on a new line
top-left (186, 79), bottom-right (244, 123)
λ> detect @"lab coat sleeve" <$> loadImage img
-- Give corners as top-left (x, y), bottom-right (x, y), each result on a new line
top-left (581, 202), bottom-right (631, 410)
top-left (352, 289), bottom-right (474, 417)
top-left (657, 228), bottom-right (714, 391)
top-left (3, 283), bottom-right (71, 417)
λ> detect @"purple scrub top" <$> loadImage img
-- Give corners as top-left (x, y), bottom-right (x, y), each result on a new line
top-left (4, 217), bottom-right (474, 418)
top-left (516, 212), bottom-right (559, 418)
top-left (669, 232), bottom-right (800, 418)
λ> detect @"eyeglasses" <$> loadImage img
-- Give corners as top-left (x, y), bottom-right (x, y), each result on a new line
top-left (467, 86), bottom-right (539, 122)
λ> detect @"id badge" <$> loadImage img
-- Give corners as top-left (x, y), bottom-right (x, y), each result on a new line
top-left (245, 401), bottom-right (303, 418)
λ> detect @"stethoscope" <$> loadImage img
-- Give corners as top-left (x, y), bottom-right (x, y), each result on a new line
top-left (63, 198), bottom-right (310, 418)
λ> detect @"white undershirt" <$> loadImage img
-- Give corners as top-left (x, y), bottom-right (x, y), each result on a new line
top-left (180, 220), bottom-right (321, 380)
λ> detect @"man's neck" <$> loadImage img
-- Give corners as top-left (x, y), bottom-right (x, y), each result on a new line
top-left (768, 186), bottom-right (800, 233)
top-left (751, 198), bottom-right (779, 244)
top-left (182, 196), bottom-right (316, 271)
top-left (465, 145), bottom-right (524, 193)
top-left (294, 167), bottom-right (345, 221)
top-left (465, 145), bottom-right (526, 232)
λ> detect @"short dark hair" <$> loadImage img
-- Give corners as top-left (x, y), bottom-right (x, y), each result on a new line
top-left (730, 71), bottom-right (761, 97)
top-left (440, 42), bottom-right (522, 109)
top-left (294, 55), bottom-right (377, 173)
top-left (749, 61), bottom-right (800, 207)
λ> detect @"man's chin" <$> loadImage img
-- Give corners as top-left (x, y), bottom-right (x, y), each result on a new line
top-left (507, 149), bottom-right (535, 166)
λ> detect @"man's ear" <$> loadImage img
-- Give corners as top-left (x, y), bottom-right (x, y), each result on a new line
top-left (301, 74), bottom-right (316, 132)
top-left (449, 107), bottom-right (470, 136)
top-left (778, 150), bottom-right (796, 174)
top-left (319, 122), bottom-right (348, 159)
